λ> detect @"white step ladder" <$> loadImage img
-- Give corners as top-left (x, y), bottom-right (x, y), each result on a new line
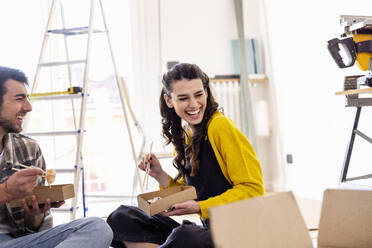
top-left (23, 0), bottom-right (145, 220)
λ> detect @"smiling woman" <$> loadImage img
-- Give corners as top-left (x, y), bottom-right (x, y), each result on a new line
top-left (106, 63), bottom-right (264, 248)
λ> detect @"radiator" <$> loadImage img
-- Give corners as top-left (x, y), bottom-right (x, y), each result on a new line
top-left (210, 78), bottom-right (242, 130)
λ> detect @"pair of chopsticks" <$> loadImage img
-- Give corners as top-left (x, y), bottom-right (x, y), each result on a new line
top-left (143, 141), bottom-right (153, 190)
top-left (12, 164), bottom-right (48, 178)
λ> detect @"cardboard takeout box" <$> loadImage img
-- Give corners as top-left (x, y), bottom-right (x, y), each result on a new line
top-left (137, 185), bottom-right (197, 216)
top-left (9, 184), bottom-right (75, 208)
top-left (209, 189), bottom-right (372, 248)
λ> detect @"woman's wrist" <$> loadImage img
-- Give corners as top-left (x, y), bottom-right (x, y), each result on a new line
top-left (154, 170), bottom-right (170, 188)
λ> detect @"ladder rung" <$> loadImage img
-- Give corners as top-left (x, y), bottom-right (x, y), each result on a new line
top-left (51, 207), bottom-right (72, 212)
top-left (85, 193), bottom-right (136, 199)
top-left (48, 27), bottom-right (106, 35)
top-left (51, 206), bottom-right (79, 212)
top-left (140, 151), bottom-right (172, 159)
top-left (54, 168), bottom-right (76, 173)
top-left (30, 93), bottom-right (84, 101)
top-left (39, 60), bottom-right (87, 67)
top-left (23, 130), bottom-right (82, 136)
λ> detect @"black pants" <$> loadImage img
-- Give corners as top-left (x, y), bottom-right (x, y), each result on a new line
top-left (106, 205), bottom-right (214, 248)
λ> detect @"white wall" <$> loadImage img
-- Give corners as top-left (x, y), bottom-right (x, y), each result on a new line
top-left (263, 0), bottom-right (372, 198)
top-left (130, 0), bottom-right (239, 151)
top-left (159, 0), bottom-right (237, 76)
top-left (0, 1), bottom-right (46, 78)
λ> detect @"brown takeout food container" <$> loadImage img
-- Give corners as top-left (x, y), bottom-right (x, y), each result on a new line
top-left (137, 185), bottom-right (197, 216)
top-left (209, 189), bottom-right (372, 248)
top-left (9, 184), bottom-right (75, 208)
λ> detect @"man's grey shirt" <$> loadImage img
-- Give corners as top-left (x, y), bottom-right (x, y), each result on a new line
top-left (0, 133), bottom-right (52, 237)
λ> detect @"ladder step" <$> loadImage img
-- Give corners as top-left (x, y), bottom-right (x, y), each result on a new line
top-left (30, 93), bottom-right (84, 101)
top-left (54, 168), bottom-right (77, 173)
top-left (39, 60), bottom-right (87, 67)
top-left (51, 206), bottom-right (79, 212)
top-left (48, 26), bottom-right (106, 35)
top-left (51, 207), bottom-right (71, 212)
top-left (85, 193), bottom-right (136, 199)
top-left (23, 130), bottom-right (82, 136)
top-left (140, 151), bottom-right (173, 159)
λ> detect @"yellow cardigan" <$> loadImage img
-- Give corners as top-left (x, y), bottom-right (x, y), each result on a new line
top-left (164, 111), bottom-right (264, 219)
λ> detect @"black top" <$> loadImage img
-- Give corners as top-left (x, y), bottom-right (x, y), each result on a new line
top-left (185, 136), bottom-right (232, 228)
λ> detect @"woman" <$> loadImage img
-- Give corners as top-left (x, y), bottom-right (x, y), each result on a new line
top-left (107, 63), bottom-right (264, 248)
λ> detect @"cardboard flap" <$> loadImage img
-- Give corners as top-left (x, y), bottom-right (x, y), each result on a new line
top-left (318, 189), bottom-right (372, 248)
top-left (209, 191), bottom-right (313, 248)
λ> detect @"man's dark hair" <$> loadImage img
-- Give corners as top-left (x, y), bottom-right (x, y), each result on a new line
top-left (0, 66), bottom-right (28, 106)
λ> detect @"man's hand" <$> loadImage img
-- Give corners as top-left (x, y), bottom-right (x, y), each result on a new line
top-left (161, 200), bottom-right (201, 216)
top-left (23, 195), bottom-right (65, 230)
top-left (5, 167), bottom-right (44, 201)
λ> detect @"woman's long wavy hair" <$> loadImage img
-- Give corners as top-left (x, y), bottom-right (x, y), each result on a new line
top-left (159, 63), bottom-right (219, 180)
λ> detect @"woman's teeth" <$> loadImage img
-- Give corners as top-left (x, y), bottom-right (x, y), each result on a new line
top-left (187, 110), bottom-right (199, 115)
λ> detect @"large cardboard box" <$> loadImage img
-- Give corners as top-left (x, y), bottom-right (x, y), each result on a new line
top-left (317, 189), bottom-right (372, 248)
top-left (209, 189), bottom-right (372, 248)
top-left (9, 184), bottom-right (75, 208)
top-left (137, 186), bottom-right (197, 216)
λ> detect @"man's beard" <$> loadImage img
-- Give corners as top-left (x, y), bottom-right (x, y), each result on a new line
top-left (0, 116), bottom-right (21, 133)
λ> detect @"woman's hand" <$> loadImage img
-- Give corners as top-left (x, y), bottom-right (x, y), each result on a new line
top-left (138, 153), bottom-right (169, 187)
top-left (23, 195), bottom-right (65, 230)
top-left (162, 200), bottom-right (201, 216)
top-left (138, 153), bottom-right (163, 177)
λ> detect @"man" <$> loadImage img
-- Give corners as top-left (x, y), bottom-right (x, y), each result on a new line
top-left (0, 66), bottom-right (113, 248)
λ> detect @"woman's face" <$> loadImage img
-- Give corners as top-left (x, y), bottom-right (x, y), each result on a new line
top-left (164, 78), bottom-right (208, 128)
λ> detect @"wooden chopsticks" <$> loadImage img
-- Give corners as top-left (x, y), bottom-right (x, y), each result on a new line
top-left (11, 164), bottom-right (48, 178)
top-left (143, 141), bottom-right (153, 191)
